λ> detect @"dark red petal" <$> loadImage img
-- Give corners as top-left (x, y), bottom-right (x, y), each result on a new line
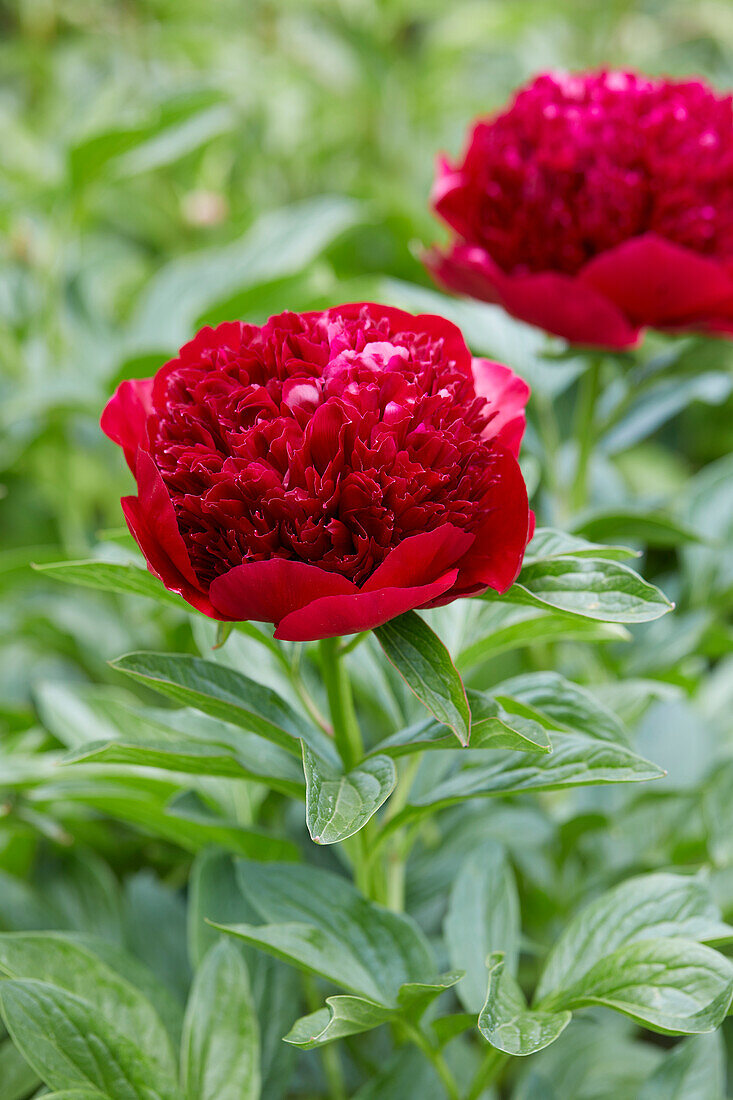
top-left (426, 244), bottom-right (641, 349)
top-left (121, 494), bottom-right (218, 618)
top-left (363, 524), bottom-right (474, 591)
top-left (209, 559), bottom-right (358, 624)
top-left (581, 233), bottom-right (733, 326)
top-left (274, 570), bottom-right (459, 642)
top-left (472, 358), bottom-right (531, 457)
top-left (133, 449), bottom-right (202, 589)
top-left (100, 378), bottom-right (154, 471)
top-left (452, 447), bottom-right (531, 595)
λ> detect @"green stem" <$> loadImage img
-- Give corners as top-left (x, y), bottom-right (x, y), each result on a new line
top-left (466, 1045), bottom-right (507, 1100)
top-left (401, 1021), bottom-right (461, 1100)
top-left (319, 638), bottom-right (363, 769)
top-left (570, 356), bottom-right (603, 515)
top-left (304, 975), bottom-right (347, 1100)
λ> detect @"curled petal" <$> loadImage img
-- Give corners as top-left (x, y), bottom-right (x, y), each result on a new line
top-left (209, 559), bottom-right (358, 624)
top-left (448, 447), bottom-right (531, 596)
top-left (427, 245), bottom-right (641, 349)
top-left (581, 233), bottom-right (733, 326)
top-left (100, 378), bottom-right (154, 470)
top-left (274, 570), bottom-right (459, 642)
top-left (363, 524), bottom-right (474, 591)
top-left (472, 359), bottom-right (530, 456)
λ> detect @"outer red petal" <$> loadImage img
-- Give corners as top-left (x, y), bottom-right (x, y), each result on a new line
top-left (209, 559), bottom-right (358, 624)
top-left (363, 525), bottom-right (474, 592)
top-left (472, 358), bottom-right (530, 457)
top-left (426, 244), bottom-right (641, 349)
top-left (274, 570), bottom-right (460, 642)
top-left (580, 233), bottom-right (733, 326)
top-left (100, 378), bottom-right (154, 471)
top-left (447, 446), bottom-right (531, 597)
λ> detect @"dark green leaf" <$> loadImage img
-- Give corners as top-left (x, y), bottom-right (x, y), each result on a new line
top-left (181, 942), bottom-right (259, 1100)
top-left (375, 612), bottom-right (471, 744)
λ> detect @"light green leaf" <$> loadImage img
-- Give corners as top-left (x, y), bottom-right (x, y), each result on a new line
top-left (375, 612), bottom-right (471, 744)
top-left (303, 744), bottom-right (396, 844)
top-left (638, 1032), bottom-right (724, 1100)
top-left (574, 509), bottom-right (704, 548)
top-left (371, 690), bottom-right (550, 758)
top-left (0, 1036), bottom-right (40, 1100)
top-left (214, 862), bottom-right (435, 1005)
top-left (601, 371), bottom-right (732, 454)
top-left (541, 938), bottom-right (733, 1035)
top-left (0, 933), bottom-right (177, 1081)
top-left (444, 845), bottom-right (519, 1012)
top-left (478, 954), bottom-right (570, 1056)
top-left (457, 604), bottom-right (628, 670)
top-left (387, 732), bottom-right (663, 830)
top-left (494, 672), bottom-right (627, 743)
top-left (284, 995), bottom-right (393, 1049)
top-left (33, 560), bottom-right (186, 611)
top-left (38, 1092), bottom-right (107, 1100)
top-left (284, 974), bottom-right (461, 1049)
top-left (504, 556), bottom-right (674, 623)
top-left (109, 652), bottom-right (335, 761)
top-left (0, 980), bottom-right (182, 1100)
top-left (525, 527), bottom-right (638, 562)
top-left (181, 942), bottom-right (259, 1100)
top-left (536, 873), bottom-right (733, 1001)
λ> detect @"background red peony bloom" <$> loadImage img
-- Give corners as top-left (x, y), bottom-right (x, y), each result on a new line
top-left (101, 304), bottom-right (532, 641)
top-left (426, 71), bottom-right (733, 348)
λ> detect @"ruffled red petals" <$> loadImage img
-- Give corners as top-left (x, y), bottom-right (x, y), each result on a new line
top-left (428, 71), bottom-right (733, 346)
top-left (101, 303), bottom-right (532, 637)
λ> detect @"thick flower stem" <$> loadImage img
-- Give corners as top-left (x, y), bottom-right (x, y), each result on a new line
top-left (319, 638), bottom-right (364, 770)
top-left (570, 355), bottom-right (603, 514)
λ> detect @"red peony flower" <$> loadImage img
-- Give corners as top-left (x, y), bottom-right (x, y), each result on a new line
top-left (426, 71), bottom-right (733, 348)
top-left (102, 304), bottom-right (532, 641)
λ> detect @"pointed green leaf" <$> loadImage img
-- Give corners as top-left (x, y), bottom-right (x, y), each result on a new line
top-left (284, 973), bottom-right (461, 1049)
top-left (303, 744), bottom-right (396, 844)
top-left (478, 954), bottom-right (570, 1056)
top-left (371, 691), bottom-right (550, 758)
top-left (444, 845), bottom-right (519, 1012)
top-left (0, 933), bottom-right (177, 1082)
top-left (494, 672), bottom-right (627, 743)
top-left (574, 509), bottom-right (704, 548)
top-left (537, 873), bottom-right (733, 1002)
top-left (386, 732), bottom-right (663, 831)
top-left (375, 612), bottom-right (471, 744)
top-left (181, 942), bottom-right (259, 1100)
top-left (33, 559), bottom-right (186, 610)
top-left (458, 604), bottom-right (628, 670)
top-left (109, 652), bottom-right (335, 761)
top-left (638, 1033), bottom-right (724, 1100)
top-left (526, 527), bottom-right (638, 562)
top-left (541, 938), bottom-right (733, 1035)
top-left (213, 862), bottom-right (435, 1005)
top-left (0, 980), bottom-right (182, 1100)
top-left (497, 556), bottom-right (673, 623)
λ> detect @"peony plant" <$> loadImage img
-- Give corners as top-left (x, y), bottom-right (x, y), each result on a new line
top-left (4, 55), bottom-right (732, 1100)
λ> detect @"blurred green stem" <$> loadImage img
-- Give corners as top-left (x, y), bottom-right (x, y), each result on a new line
top-left (401, 1020), bottom-right (461, 1100)
top-left (304, 975), bottom-right (347, 1100)
top-left (467, 1046), bottom-right (507, 1099)
top-left (570, 356), bottom-right (603, 514)
top-left (319, 638), bottom-right (363, 769)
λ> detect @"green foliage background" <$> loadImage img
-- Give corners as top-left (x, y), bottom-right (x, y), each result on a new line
top-left (2, 1), bottom-right (733, 1098)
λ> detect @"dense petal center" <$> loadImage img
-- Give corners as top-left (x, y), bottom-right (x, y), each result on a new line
top-left (147, 307), bottom-right (507, 587)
